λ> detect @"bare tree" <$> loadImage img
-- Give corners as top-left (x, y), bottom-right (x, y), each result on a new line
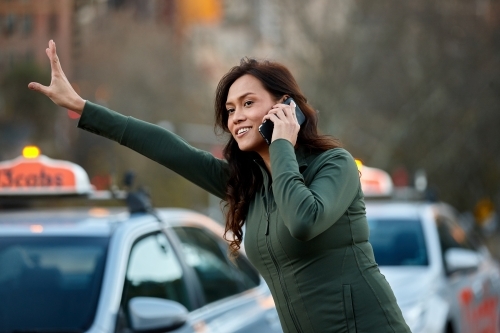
top-left (271, 0), bottom-right (500, 212)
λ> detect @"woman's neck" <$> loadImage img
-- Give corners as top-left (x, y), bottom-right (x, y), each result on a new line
top-left (257, 149), bottom-right (271, 175)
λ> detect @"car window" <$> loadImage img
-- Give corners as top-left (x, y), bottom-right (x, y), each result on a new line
top-left (172, 226), bottom-right (259, 304)
top-left (368, 218), bottom-right (428, 266)
top-left (0, 236), bottom-right (108, 332)
top-left (120, 232), bottom-right (191, 314)
top-left (435, 215), bottom-right (474, 253)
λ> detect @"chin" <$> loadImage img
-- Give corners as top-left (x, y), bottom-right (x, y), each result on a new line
top-left (235, 139), bottom-right (253, 152)
top-left (236, 144), bottom-right (252, 152)
top-left (238, 142), bottom-right (267, 154)
top-left (234, 133), bottom-right (267, 153)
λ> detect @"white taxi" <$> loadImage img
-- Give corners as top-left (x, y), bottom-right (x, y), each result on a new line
top-left (0, 147), bottom-right (282, 333)
top-left (359, 162), bottom-right (500, 333)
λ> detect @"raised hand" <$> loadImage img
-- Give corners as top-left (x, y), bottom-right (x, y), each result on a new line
top-left (28, 40), bottom-right (86, 114)
top-left (262, 100), bottom-right (300, 146)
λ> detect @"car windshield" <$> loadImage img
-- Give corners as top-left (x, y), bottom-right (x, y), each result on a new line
top-left (368, 218), bottom-right (428, 266)
top-left (0, 236), bottom-right (108, 332)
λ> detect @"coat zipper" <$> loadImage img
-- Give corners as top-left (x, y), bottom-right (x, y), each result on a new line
top-left (264, 188), bottom-right (303, 333)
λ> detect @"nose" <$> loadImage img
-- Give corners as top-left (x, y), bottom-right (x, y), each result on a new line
top-left (232, 107), bottom-right (245, 124)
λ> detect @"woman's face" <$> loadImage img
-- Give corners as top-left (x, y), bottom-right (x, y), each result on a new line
top-left (226, 74), bottom-right (279, 154)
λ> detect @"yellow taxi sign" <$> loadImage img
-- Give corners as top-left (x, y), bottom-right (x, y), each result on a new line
top-left (22, 146), bottom-right (41, 159)
top-left (0, 150), bottom-right (93, 196)
top-left (355, 159), bottom-right (363, 170)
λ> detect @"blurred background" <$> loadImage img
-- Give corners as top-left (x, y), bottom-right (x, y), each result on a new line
top-left (0, 0), bottom-right (499, 229)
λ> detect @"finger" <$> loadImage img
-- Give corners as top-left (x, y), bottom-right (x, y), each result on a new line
top-left (264, 113), bottom-right (282, 122)
top-left (48, 40), bottom-right (63, 76)
top-left (274, 107), bottom-right (288, 121)
top-left (28, 82), bottom-right (50, 95)
top-left (272, 103), bottom-right (288, 114)
top-left (263, 112), bottom-right (280, 122)
top-left (265, 109), bottom-right (283, 122)
top-left (273, 104), bottom-right (294, 118)
top-left (290, 101), bottom-right (298, 123)
top-left (269, 106), bottom-right (291, 115)
top-left (267, 108), bottom-right (281, 115)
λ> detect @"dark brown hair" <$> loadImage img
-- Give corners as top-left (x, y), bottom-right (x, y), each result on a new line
top-left (214, 58), bottom-right (341, 256)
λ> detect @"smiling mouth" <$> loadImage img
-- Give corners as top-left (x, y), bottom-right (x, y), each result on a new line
top-left (236, 127), bottom-right (251, 136)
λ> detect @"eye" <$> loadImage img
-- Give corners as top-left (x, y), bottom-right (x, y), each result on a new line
top-left (244, 100), bottom-right (253, 107)
top-left (227, 108), bottom-right (235, 115)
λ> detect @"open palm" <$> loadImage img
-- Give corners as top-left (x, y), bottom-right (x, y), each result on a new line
top-left (28, 40), bottom-right (85, 114)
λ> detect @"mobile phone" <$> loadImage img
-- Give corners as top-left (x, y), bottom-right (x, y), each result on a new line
top-left (259, 97), bottom-right (306, 145)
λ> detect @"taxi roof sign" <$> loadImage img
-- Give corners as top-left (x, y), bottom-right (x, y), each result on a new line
top-left (357, 161), bottom-right (393, 197)
top-left (0, 151), bottom-right (93, 196)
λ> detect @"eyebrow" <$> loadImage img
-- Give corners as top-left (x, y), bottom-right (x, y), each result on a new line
top-left (225, 92), bottom-right (256, 106)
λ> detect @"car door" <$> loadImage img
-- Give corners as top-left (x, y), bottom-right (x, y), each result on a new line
top-left (171, 225), bottom-right (282, 333)
top-left (114, 231), bottom-right (194, 333)
top-left (435, 211), bottom-right (499, 333)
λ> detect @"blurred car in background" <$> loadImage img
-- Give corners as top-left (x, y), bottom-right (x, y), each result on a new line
top-left (360, 161), bottom-right (500, 333)
top-left (0, 147), bottom-right (282, 333)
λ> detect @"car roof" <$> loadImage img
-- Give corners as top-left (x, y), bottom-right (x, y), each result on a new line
top-left (365, 200), bottom-right (433, 220)
top-left (0, 207), bottom-right (225, 238)
top-left (0, 207), bottom-right (129, 237)
top-left (156, 208), bottom-right (226, 238)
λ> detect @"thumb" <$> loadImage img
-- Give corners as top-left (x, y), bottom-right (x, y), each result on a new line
top-left (28, 82), bottom-right (50, 95)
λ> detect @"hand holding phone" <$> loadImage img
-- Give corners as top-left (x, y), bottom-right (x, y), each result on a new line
top-left (259, 97), bottom-right (306, 145)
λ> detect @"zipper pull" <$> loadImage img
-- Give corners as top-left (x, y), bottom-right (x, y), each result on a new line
top-left (265, 212), bottom-right (270, 235)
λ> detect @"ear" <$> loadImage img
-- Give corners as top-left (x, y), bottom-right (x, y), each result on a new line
top-left (281, 95), bottom-right (290, 103)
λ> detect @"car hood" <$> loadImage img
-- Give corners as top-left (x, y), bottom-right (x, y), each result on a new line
top-left (379, 266), bottom-right (436, 308)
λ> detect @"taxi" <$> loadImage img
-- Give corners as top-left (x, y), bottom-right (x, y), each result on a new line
top-left (0, 147), bottom-right (282, 333)
top-left (359, 161), bottom-right (500, 333)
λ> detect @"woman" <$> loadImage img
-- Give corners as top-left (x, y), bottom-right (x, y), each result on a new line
top-left (29, 40), bottom-right (410, 333)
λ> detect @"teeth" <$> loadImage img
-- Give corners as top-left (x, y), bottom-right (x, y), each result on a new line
top-left (238, 127), bottom-right (250, 135)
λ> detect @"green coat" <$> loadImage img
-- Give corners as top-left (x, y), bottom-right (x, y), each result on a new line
top-left (79, 101), bottom-right (411, 333)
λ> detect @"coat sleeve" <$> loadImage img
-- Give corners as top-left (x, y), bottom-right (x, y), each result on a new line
top-left (269, 139), bottom-right (360, 241)
top-left (77, 101), bottom-right (229, 199)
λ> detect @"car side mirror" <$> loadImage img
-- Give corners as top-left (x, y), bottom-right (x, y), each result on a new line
top-left (128, 297), bottom-right (188, 332)
top-left (444, 248), bottom-right (480, 274)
